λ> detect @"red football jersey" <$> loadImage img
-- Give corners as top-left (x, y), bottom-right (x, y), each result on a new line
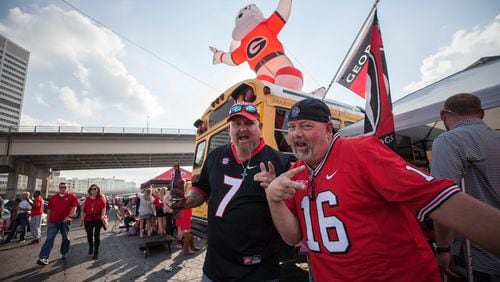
top-left (285, 134), bottom-right (460, 282)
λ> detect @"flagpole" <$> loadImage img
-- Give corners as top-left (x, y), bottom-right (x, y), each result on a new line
top-left (323, 0), bottom-right (380, 100)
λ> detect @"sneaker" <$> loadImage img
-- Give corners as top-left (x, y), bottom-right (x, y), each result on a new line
top-left (36, 258), bottom-right (49, 265)
top-left (18, 240), bottom-right (26, 243)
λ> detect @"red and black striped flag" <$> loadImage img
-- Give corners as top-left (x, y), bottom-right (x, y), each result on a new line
top-left (336, 11), bottom-right (395, 147)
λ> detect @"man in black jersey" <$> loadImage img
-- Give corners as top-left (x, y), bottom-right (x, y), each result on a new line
top-left (167, 102), bottom-right (290, 281)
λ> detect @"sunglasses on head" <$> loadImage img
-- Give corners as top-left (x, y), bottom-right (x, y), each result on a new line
top-left (229, 104), bottom-right (259, 115)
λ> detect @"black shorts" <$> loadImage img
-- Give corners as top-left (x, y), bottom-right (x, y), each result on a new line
top-left (155, 208), bottom-right (164, 217)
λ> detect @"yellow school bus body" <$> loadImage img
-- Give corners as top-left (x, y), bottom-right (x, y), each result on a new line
top-left (190, 79), bottom-right (363, 237)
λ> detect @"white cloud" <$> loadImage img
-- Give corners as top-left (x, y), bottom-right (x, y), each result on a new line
top-left (35, 95), bottom-right (48, 106)
top-left (58, 86), bottom-right (101, 117)
top-left (405, 14), bottom-right (500, 93)
top-left (20, 113), bottom-right (80, 127)
top-left (0, 5), bottom-right (163, 122)
top-left (44, 118), bottom-right (81, 127)
top-left (20, 113), bottom-right (40, 126)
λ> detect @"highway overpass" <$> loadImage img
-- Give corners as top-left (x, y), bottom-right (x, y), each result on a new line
top-left (0, 126), bottom-right (196, 198)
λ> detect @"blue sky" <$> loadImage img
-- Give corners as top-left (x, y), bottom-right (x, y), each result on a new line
top-left (0, 0), bottom-right (499, 185)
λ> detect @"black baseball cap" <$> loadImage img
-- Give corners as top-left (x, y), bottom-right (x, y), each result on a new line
top-left (288, 98), bottom-right (331, 123)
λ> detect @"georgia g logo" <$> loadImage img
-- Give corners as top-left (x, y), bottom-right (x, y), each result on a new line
top-left (247, 37), bottom-right (267, 59)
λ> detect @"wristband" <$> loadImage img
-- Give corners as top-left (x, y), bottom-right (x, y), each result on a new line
top-left (436, 246), bottom-right (451, 253)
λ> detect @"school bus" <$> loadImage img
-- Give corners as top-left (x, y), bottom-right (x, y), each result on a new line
top-left (190, 79), bottom-right (364, 238)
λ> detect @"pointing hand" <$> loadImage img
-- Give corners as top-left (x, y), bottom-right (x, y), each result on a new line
top-left (266, 165), bottom-right (306, 202)
top-left (254, 161), bottom-right (276, 189)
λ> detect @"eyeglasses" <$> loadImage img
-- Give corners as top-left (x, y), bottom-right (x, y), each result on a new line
top-left (59, 186), bottom-right (67, 189)
top-left (229, 104), bottom-right (259, 115)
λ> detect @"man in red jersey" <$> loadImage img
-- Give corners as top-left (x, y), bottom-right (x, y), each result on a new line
top-left (29, 191), bottom-right (44, 244)
top-left (263, 98), bottom-right (500, 282)
top-left (36, 182), bottom-right (79, 265)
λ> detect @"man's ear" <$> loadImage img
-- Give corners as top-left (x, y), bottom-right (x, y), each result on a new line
top-left (479, 109), bottom-right (485, 119)
top-left (326, 121), bottom-right (334, 135)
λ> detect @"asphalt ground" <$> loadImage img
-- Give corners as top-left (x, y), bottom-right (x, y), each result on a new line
top-left (0, 217), bottom-right (308, 281)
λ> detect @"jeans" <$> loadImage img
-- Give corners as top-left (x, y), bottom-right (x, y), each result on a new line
top-left (5, 212), bottom-right (29, 241)
top-left (39, 221), bottom-right (71, 259)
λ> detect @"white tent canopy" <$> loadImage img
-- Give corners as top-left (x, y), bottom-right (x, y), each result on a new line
top-left (339, 56), bottom-right (500, 144)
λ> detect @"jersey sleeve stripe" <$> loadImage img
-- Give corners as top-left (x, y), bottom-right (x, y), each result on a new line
top-left (191, 186), bottom-right (208, 201)
top-left (274, 11), bottom-right (286, 23)
top-left (417, 185), bottom-right (460, 221)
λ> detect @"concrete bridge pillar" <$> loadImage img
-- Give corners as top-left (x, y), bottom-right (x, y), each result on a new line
top-left (41, 178), bottom-right (49, 198)
top-left (5, 171), bottom-right (18, 199)
top-left (27, 175), bottom-right (36, 194)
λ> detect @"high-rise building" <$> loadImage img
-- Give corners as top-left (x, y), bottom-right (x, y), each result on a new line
top-left (0, 34), bottom-right (29, 129)
top-left (0, 34), bottom-right (30, 193)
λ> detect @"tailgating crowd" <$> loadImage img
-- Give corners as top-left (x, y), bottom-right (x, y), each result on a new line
top-left (0, 93), bottom-right (499, 282)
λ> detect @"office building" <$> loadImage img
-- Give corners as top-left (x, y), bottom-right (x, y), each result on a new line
top-left (0, 34), bottom-right (30, 193)
top-left (0, 34), bottom-right (29, 129)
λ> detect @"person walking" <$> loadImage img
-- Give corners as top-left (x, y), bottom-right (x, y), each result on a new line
top-left (264, 98), bottom-right (500, 282)
top-left (29, 191), bottom-right (44, 244)
top-left (3, 192), bottom-right (31, 243)
top-left (80, 184), bottom-right (107, 260)
top-left (166, 102), bottom-right (290, 281)
top-left (137, 188), bottom-right (155, 238)
top-left (431, 93), bottom-right (500, 281)
top-left (36, 182), bottom-right (79, 265)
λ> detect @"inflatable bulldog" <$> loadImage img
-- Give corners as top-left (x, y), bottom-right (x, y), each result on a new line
top-left (210, 0), bottom-right (303, 91)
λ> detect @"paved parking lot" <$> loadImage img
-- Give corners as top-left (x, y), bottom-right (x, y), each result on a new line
top-left (0, 219), bottom-right (308, 281)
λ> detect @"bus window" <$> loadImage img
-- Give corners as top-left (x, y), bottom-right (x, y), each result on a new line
top-left (193, 140), bottom-right (207, 169)
top-left (208, 128), bottom-right (230, 154)
top-left (332, 118), bottom-right (341, 132)
top-left (344, 120), bottom-right (355, 127)
top-left (274, 108), bottom-right (292, 153)
top-left (209, 102), bottom-right (234, 127)
top-left (230, 83), bottom-right (256, 103)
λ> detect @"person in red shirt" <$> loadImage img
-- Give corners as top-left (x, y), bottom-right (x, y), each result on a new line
top-left (29, 191), bottom-right (44, 244)
top-left (261, 98), bottom-right (500, 282)
top-left (175, 181), bottom-right (199, 255)
top-left (36, 182), bottom-right (79, 266)
top-left (153, 189), bottom-right (165, 236)
top-left (80, 184), bottom-right (107, 260)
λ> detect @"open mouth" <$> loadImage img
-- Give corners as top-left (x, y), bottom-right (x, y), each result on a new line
top-left (238, 135), bottom-right (250, 142)
top-left (294, 141), bottom-right (308, 149)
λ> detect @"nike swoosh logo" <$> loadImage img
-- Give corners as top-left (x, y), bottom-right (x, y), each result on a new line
top-left (247, 165), bottom-right (259, 170)
top-left (326, 170), bottom-right (338, 180)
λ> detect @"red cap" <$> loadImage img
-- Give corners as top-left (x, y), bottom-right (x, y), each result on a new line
top-left (227, 102), bottom-right (260, 122)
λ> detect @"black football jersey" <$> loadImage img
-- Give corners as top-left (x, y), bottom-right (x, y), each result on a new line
top-left (193, 142), bottom-right (290, 281)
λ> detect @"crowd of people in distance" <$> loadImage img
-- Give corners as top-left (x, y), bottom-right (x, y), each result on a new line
top-left (114, 179), bottom-right (199, 256)
top-left (0, 191), bottom-right (44, 245)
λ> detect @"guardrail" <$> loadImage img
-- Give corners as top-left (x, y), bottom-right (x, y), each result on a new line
top-left (0, 126), bottom-right (196, 135)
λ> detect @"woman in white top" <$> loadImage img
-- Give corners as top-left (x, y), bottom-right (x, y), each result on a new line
top-left (137, 188), bottom-right (155, 238)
